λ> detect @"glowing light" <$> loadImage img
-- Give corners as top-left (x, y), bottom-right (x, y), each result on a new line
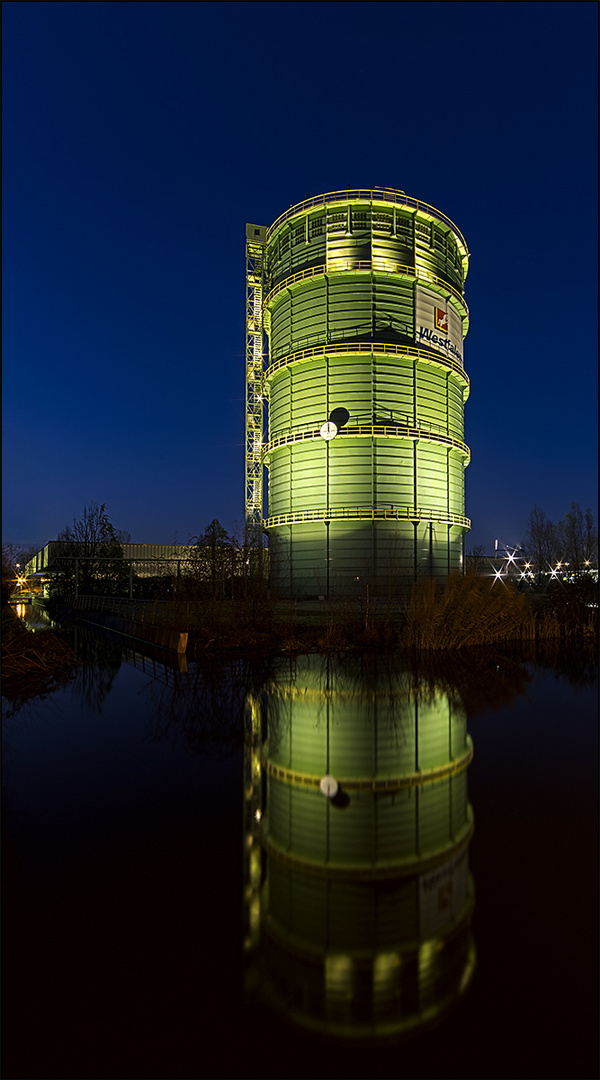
top-left (249, 896), bottom-right (260, 933)
top-left (418, 939), bottom-right (440, 978)
top-left (325, 954), bottom-right (354, 997)
top-left (373, 952), bottom-right (400, 993)
top-left (250, 848), bottom-right (261, 886)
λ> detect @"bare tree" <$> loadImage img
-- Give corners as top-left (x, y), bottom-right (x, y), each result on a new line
top-left (525, 505), bottom-right (559, 578)
top-left (583, 508), bottom-right (598, 566)
top-left (2, 542), bottom-right (39, 577)
top-left (525, 503), bottom-right (597, 579)
top-left (53, 502), bottom-right (127, 596)
top-left (186, 519), bottom-right (233, 600)
top-left (558, 503), bottom-right (598, 572)
top-left (230, 521), bottom-right (267, 600)
top-left (466, 543), bottom-right (487, 575)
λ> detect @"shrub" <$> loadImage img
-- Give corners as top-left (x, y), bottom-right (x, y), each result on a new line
top-left (400, 575), bottom-right (534, 650)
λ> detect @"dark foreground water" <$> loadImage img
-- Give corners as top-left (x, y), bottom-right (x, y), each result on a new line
top-left (2, 613), bottom-right (598, 1079)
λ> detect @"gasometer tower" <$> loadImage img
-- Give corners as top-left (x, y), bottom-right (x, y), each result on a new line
top-left (245, 188), bottom-right (471, 597)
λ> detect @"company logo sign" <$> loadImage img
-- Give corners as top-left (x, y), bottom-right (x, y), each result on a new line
top-left (419, 847), bottom-right (469, 935)
top-left (415, 287), bottom-right (463, 364)
top-left (417, 323), bottom-right (462, 362)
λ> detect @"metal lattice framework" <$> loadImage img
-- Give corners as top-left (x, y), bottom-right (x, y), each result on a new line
top-left (245, 226), bottom-right (266, 537)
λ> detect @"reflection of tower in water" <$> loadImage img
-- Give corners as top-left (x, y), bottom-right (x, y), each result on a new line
top-left (244, 655), bottom-right (476, 1040)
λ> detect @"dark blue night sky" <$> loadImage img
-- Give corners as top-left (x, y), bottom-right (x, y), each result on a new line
top-left (2, 1), bottom-right (597, 551)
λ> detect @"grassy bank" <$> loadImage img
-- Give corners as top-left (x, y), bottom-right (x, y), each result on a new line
top-left (5, 575), bottom-right (597, 701)
top-left (183, 575), bottom-right (598, 655)
top-left (1, 603), bottom-right (80, 705)
top-left (397, 574), bottom-right (597, 651)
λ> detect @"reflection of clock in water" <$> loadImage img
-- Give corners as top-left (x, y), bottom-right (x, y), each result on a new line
top-left (320, 420), bottom-right (338, 441)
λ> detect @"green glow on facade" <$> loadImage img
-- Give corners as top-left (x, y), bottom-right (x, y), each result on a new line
top-left (247, 188), bottom-right (471, 596)
top-left (244, 655), bottom-right (476, 1040)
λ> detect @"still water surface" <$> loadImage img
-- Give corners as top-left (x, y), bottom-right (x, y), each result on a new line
top-left (2, 612), bottom-right (598, 1079)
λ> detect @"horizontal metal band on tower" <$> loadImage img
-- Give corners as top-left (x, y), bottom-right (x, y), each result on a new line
top-left (260, 813), bottom-right (475, 881)
top-left (262, 740), bottom-right (473, 792)
top-left (261, 886), bottom-right (476, 966)
top-left (266, 342), bottom-right (470, 389)
top-left (264, 261), bottom-right (469, 329)
top-left (261, 684), bottom-right (442, 704)
top-left (263, 424), bottom-right (471, 462)
top-left (264, 507), bottom-right (471, 529)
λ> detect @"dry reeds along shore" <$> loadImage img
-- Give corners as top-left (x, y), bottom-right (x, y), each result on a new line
top-left (1, 604), bottom-right (80, 701)
top-left (3, 571), bottom-right (597, 678)
top-left (399, 575), bottom-right (539, 650)
top-left (390, 573), bottom-right (596, 650)
top-left (183, 573), bottom-right (597, 653)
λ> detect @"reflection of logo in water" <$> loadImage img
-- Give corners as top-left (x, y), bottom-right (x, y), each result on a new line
top-left (435, 307), bottom-right (449, 333)
top-left (438, 881), bottom-right (453, 911)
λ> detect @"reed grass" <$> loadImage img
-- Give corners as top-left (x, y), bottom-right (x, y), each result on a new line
top-left (1, 604), bottom-right (80, 702)
top-left (398, 574), bottom-right (596, 651)
top-left (41, 571), bottom-right (599, 659)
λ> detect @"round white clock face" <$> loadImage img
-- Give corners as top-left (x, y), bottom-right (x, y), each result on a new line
top-left (320, 421), bottom-right (338, 441)
top-left (319, 775), bottom-right (339, 798)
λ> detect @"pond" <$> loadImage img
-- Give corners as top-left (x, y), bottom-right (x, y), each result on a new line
top-left (2, 611), bottom-right (598, 1079)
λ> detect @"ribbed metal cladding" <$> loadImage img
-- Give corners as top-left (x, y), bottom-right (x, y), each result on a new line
top-left (262, 655), bottom-right (473, 877)
top-left (262, 188), bottom-right (471, 597)
top-left (256, 655), bottom-right (476, 1040)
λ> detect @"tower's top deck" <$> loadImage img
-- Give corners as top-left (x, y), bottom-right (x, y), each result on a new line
top-left (266, 187), bottom-right (469, 276)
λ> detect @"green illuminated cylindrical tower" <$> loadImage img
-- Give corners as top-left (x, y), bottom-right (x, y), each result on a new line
top-left (249, 188), bottom-right (471, 597)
